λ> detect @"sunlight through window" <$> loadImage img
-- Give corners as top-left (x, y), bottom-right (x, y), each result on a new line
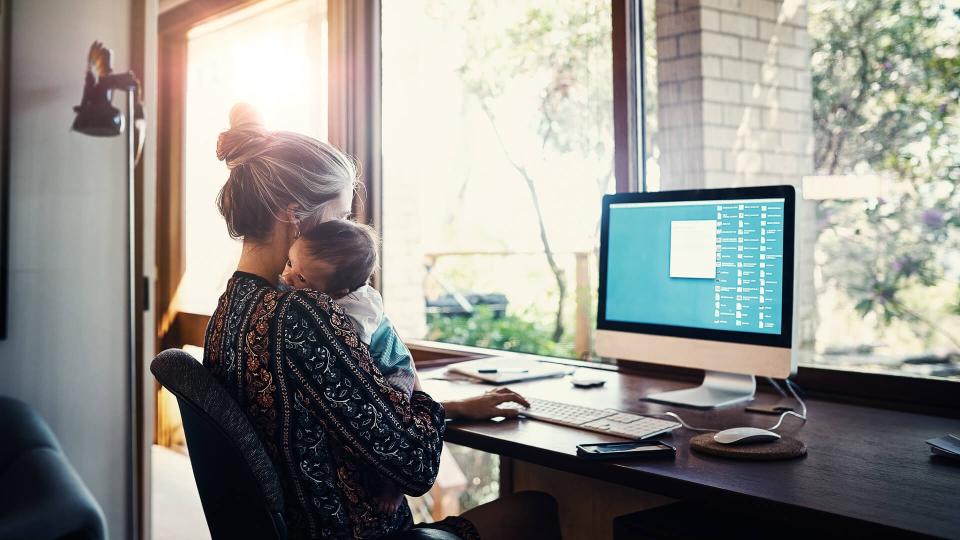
top-left (179, 0), bottom-right (327, 315)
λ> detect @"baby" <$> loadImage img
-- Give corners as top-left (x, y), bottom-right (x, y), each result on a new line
top-left (279, 218), bottom-right (415, 513)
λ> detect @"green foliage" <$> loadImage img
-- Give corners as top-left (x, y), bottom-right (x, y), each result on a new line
top-left (426, 306), bottom-right (573, 357)
top-left (429, 0), bottom-right (614, 347)
top-left (453, 0), bottom-right (613, 159)
top-left (811, 0), bottom-right (959, 175)
top-left (424, 0), bottom-right (960, 352)
top-left (810, 0), bottom-right (960, 346)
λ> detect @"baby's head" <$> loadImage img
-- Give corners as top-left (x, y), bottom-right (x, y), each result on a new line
top-left (280, 219), bottom-right (379, 298)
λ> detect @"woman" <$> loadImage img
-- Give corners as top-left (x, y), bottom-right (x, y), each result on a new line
top-left (203, 105), bottom-right (561, 540)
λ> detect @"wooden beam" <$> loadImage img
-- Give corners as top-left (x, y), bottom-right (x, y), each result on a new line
top-left (159, 0), bottom-right (256, 35)
top-left (613, 0), bottom-right (641, 193)
top-left (163, 311), bottom-right (210, 350)
top-left (156, 31), bottom-right (187, 347)
top-left (574, 252), bottom-right (592, 360)
top-left (327, 0), bottom-right (382, 288)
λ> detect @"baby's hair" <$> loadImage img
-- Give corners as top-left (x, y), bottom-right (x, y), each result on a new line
top-left (300, 219), bottom-right (379, 294)
top-left (216, 103), bottom-right (359, 241)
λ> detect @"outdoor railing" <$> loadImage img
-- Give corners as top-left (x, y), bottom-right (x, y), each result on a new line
top-left (424, 250), bottom-right (594, 359)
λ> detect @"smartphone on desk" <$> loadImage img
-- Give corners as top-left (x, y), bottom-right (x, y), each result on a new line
top-left (576, 440), bottom-right (676, 460)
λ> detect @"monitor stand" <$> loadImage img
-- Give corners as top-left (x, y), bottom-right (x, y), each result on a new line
top-left (644, 371), bottom-right (755, 409)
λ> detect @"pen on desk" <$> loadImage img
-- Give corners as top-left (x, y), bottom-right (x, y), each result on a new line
top-left (478, 368), bottom-right (529, 374)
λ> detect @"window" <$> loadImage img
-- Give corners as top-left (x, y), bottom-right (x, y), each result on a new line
top-left (178, 0), bottom-right (328, 315)
top-left (641, 0), bottom-right (960, 380)
top-left (381, 0), bottom-right (614, 362)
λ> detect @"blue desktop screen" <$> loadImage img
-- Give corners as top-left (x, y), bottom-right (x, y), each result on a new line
top-left (605, 198), bottom-right (785, 335)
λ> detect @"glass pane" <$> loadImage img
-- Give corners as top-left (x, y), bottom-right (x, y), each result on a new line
top-left (180, 0), bottom-right (328, 315)
top-left (804, 0), bottom-right (960, 379)
top-left (381, 0), bottom-right (614, 362)
top-left (641, 1), bottom-right (960, 379)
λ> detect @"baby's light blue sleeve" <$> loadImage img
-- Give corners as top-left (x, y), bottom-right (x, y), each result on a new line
top-left (368, 316), bottom-right (415, 396)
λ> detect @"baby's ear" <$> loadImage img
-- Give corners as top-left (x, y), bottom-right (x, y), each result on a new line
top-left (333, 288), bottom-right (351, 299)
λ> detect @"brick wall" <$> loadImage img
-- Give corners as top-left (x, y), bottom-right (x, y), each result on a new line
top-left (655, 0), bottom-right (817, 346)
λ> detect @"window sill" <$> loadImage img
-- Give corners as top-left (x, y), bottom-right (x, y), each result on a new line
top-left (405, 339), bottom-right (618, 371)
top-left (161, 311), bottom-right (211, 350)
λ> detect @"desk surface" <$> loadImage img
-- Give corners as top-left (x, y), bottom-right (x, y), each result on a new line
top-left (422, 362), bottom-right (960, 539)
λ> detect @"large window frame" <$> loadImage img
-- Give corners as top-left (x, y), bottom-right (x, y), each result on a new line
top-left (612, 0), bottom-right (958, 415)
top-left (155, 0), bottom-right (958, 416)
top-left (156, 0), bottom-right (379, 348)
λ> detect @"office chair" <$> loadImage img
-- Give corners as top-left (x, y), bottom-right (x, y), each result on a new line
top-left (152, 349), bottom-right (461, 540)
top-left (151, 349), bottom-right (288, 540)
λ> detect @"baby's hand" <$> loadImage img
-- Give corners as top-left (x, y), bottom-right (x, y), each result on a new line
top-left (376, 481), bottom-right (405, 514)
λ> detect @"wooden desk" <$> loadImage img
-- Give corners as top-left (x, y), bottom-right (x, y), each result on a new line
top-left (422, 363), bottom-right (960, 539)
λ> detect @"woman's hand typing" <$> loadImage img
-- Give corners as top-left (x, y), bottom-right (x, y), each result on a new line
top-left (443, 387), bottom-right (530, 420)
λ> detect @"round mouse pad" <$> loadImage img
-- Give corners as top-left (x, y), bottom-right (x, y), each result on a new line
top-left (690, 432), bottom-right (806, 460)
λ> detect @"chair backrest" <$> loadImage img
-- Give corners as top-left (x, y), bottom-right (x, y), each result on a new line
top-left (0, 397), bottom-right (107, 540)
top-left (150, 349), bottom-right (287, 540)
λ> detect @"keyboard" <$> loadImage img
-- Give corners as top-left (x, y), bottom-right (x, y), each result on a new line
top-left (507, 397), bottom-right (680, 440)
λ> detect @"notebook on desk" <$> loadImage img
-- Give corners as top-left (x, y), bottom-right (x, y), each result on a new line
top-left (446, 357), bottom-right (571, 384)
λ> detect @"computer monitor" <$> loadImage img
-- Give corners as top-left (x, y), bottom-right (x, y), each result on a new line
top-left (595, 185), bottom-right (797, 409)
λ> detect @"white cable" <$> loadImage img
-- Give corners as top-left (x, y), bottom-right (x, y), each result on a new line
top-left (652, 379), bottom-right (808, 433)
top-left (767, 379), bottom-right (807, 431)
top-left (765, 376), bottom-right (787, 397)
top-left (659, 412), bottom-right (715, 432)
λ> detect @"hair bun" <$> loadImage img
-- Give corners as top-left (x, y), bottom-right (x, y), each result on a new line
top-left (217, 103), bottom-right (268, 168)
top-left (229, 102), bottom-right (264, 129)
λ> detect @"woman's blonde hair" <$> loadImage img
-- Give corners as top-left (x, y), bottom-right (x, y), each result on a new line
top-left (216, 103), bottom-right (357, 241)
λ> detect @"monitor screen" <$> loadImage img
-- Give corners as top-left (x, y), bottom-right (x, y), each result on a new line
top-left (598, 187), bottom-right (794, 347)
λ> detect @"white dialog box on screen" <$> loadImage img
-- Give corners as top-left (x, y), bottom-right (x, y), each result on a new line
top-left (669, 220), bottom-right (717, 279)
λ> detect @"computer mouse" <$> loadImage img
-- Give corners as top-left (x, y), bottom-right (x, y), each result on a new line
top-left (713, 427), bottom-right (781, 445)
top-left (570, 369), bottom-right (606, 388)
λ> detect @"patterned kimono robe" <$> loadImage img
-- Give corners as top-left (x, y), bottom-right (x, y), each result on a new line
top-left (203, 271), bottom-right (473, 539)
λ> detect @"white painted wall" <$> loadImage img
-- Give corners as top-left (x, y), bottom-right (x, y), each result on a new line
top-left (0, 0), bottom-right (133, 537)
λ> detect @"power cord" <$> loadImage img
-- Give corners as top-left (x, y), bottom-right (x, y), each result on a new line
top-left (764, 376), bottom-right (787, 397)
top-left (652, 379), bottom-right (808, 433)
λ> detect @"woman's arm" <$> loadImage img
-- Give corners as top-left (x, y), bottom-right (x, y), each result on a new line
top-left (367, 320), bottom-right (534, 417)
top-left (279, 291), bottom-right (446, 496)
top-left (398, 331), bottom-right (529, 416)
top-left (443, 387), bottom-right (530, 420)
